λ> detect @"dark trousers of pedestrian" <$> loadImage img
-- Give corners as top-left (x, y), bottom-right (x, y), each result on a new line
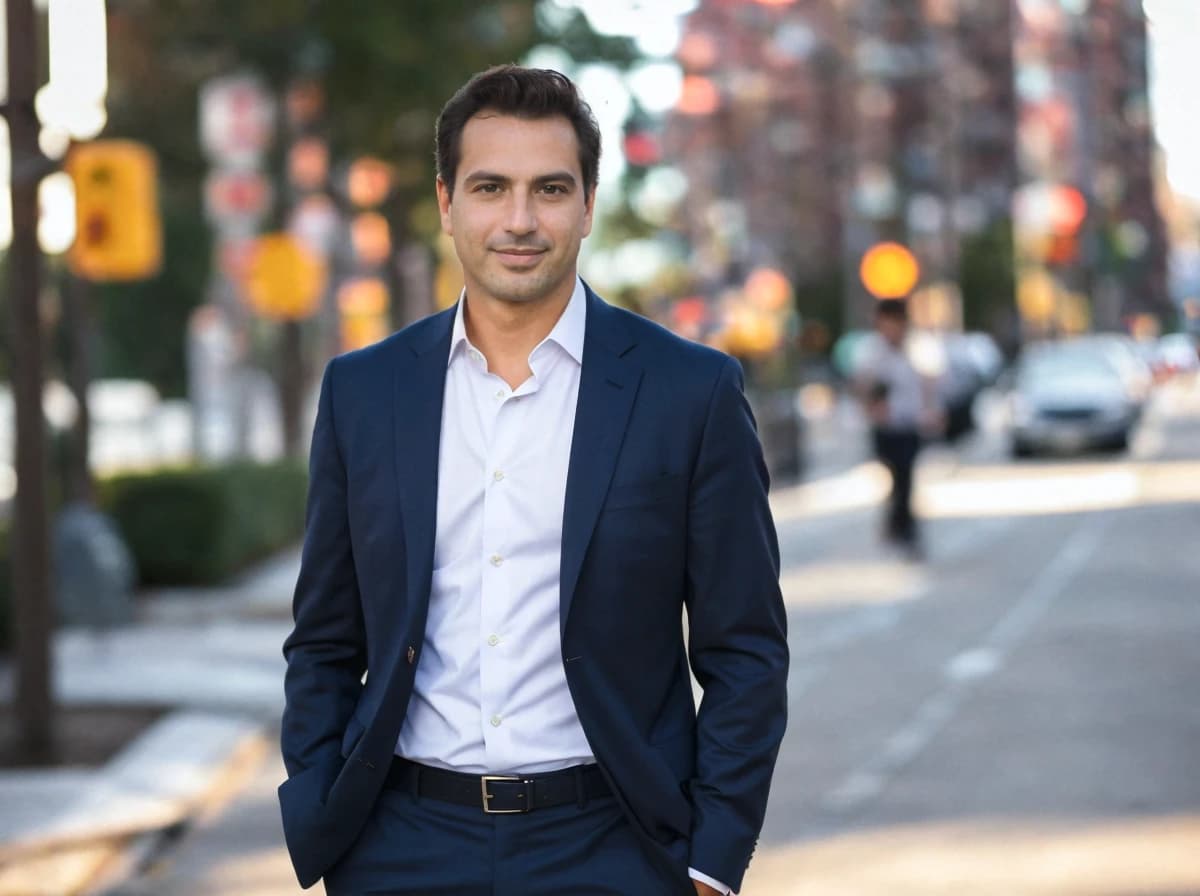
top-left (872, 427), bottom-right (921, 547)
top-left (322, 771), bottom-right (693, 896)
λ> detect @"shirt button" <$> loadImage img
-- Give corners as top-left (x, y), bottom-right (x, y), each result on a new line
top-left (487, 634), bottom-right (500, 647)
top-left (493, 470), bottom-right (505, 482)
top-left (494, 389), bottom-right (505, 401)
top-left (490, 715), bottom-right (503, 727)
top-left (490, 554), bottom-right (504, 567)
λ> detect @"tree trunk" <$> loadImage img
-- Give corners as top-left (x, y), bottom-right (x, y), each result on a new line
top-left (6, 0), bottom-right (55, 758)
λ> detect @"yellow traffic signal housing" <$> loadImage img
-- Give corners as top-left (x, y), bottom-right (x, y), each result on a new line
top-left (66, 140), bottom-right (163, 281)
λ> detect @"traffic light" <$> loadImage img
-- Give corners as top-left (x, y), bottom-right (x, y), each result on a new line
top-left (66, 140), bottom-right (163, 281)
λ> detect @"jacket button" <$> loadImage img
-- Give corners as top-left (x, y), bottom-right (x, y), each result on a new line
top-left (407, 646), bottom-right (416, 664)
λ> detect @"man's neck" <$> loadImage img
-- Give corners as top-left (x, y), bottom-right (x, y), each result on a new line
top-left (463, 279), bottom-right (575, 388)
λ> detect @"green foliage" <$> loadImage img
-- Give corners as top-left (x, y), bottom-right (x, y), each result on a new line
top-left (0, 523), bottom-right (9, 650)
top-left (98, 461), bottom-right (308, 585)
top-left (95, 203), bottom-right (213, 398)
top-left (960, 218), bottom-right (1016, 333)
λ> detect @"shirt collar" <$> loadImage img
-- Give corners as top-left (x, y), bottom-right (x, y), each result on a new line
top-left (448, 276), bottom-right (587, 368)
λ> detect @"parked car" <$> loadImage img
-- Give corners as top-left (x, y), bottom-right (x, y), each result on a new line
top-left (1156, 332), bottom-right (1199, 377)
top-left (1009, 342), bottom-right (1141, 457)
top-left (1071, 333), bottom-right (1154, 411)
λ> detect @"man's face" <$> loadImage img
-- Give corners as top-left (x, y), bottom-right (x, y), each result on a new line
top-left (878, 313), bottom-right (906, 347)
top-left (437, 112), bottom-right (594, 308)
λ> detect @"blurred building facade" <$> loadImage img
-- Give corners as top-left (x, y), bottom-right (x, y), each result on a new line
top-left (663, 0), bottom-right (849, 331)
top-left (662, 0), bottom-right (1166, 344)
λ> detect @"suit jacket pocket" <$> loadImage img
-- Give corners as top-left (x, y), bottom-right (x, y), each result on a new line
top-left (603, 472), bottom-right (685, 511)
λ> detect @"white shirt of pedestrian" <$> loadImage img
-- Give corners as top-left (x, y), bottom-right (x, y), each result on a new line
top-left (860, 333), bottom-right (927, 429)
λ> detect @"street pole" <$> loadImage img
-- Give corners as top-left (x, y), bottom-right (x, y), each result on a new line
top-left (5, 0), bottom-right (56, 756)
top-left (61, 273), bottom-right (96, 504)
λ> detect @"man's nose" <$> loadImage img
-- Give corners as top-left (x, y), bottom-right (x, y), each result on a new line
top-left (504, 194), bottom-right (537, 234)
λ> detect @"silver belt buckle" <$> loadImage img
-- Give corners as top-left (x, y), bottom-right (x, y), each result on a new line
top-left (480, 774), bottom-right (529, 814)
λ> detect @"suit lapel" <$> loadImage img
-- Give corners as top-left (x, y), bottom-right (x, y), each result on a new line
top-left (560, 290), bottom-right (641, 637)
top-left (393, 307), bottom-right (454, 635)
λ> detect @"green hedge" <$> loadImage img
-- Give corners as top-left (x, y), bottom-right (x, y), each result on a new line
top-left (98, 460), bottom-right (308, 586)
top-left (0, 523), bottom-right (9, 649)
top-left (0, 460), bottom-right (305, 649)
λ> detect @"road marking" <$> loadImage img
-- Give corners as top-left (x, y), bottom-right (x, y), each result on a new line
top-left (823, 516), bottom-right (1108, 813)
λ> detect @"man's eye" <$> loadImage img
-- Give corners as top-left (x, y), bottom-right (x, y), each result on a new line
top-left (541, 184), bottom-right (567, 194)
top-left (477, 183), bottom-right (501, 193)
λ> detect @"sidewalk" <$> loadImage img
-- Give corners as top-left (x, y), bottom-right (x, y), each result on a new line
top-left (0, 549), bottom-right (299, 896)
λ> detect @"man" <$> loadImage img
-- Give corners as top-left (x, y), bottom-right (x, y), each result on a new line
top-left (279, 65), bottom-right (788, 895)
top-left (856, 298), bottom-right (941, 558)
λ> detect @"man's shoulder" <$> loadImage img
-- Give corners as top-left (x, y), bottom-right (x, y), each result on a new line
top-left (596, 297), bottom-right (732, 378)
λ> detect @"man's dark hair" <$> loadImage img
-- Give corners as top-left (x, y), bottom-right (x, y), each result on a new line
top-left (435, 65), bottom-right (601, 198)
top-left (875, 298), bottom-right (908, 321)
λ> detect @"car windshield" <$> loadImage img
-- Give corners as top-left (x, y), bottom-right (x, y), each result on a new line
top-left (1019, 350), bottom-right (1121, 387)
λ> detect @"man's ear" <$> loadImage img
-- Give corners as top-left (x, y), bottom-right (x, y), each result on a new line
top-left (582, 186), bottom-right (596, 238)
top-left (436, 176), bottom-right (453, 236)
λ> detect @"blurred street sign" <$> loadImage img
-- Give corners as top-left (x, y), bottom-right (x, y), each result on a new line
top-left (200, 74), bottom-right (276, 167)
top-left (243, 233), bottom-right (326, 321)
top-left (66, 140), bottom-right (163, 282)
top-left (204, 169), bottom-right (273, 227)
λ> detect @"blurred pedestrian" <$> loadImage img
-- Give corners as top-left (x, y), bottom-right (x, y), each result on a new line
top-left (856, 299), bottom-right (942, 559)
top-left (279, 64), bottom-right (788, 896)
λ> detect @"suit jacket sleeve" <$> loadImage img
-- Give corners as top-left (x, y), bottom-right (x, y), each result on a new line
top-left (280, 357), bottom-right (367, 778)
top-left (685, 356), bottom-right (789, 892)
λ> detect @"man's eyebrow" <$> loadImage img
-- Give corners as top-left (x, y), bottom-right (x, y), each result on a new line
top-left (461, 170), bottom-right (578, 187)
top-left (533, 171), bottom-right (578, 186)
top-left (463, 170), bottom-right (511, 185)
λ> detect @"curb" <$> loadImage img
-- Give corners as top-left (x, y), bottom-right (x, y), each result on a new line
top-left (0, 710), bottom-right (268, 896)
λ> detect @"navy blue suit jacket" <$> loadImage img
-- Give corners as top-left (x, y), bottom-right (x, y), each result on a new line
top-left (279, 286), bottom-right (788, 891)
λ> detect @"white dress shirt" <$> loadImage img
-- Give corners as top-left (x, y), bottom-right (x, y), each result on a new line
top-left (394, 277), bottom-right (732, 894)
top-left (396, 276), bottom-right (591, 773)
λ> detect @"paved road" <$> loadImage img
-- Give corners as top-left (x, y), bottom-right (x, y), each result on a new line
top-left (114, 380), bottom-right (1200, 895)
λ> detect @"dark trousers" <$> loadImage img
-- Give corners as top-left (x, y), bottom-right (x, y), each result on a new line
top-left (872, 427), bottom-right (921, 545)
top-left (323, 784), bottom-right (693, 896)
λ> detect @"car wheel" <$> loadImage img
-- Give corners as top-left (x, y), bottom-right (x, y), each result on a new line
top-left (1011, 439), bottom-right (1034, 459)
top-left (1105, 432), bottom-right (1130, 454)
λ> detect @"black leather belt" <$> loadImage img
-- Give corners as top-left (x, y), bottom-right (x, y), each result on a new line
top-left (386, 757), bottom-right (609, 814)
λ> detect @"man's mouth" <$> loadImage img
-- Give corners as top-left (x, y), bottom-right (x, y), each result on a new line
top-left (493, 247), bottom-right (547, 265)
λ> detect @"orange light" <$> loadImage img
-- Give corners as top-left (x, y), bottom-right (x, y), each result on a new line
top-left (745, 267), bottom-right (792, 311)
top-left (1049, 185), bottom-right (1087, 234)
top-left (677, 76), bottom-right (721, 116)
top-left (860, 242), bottom-right (920, 299)
top-left (288, 137), bottom-right (329, 191)
top-left (338, 277), bottom-right (390, 351)
top-left (351, 212), bottom-right (392, 267)
top-left (337, 277), bottom-right (389, 316)
top-left (347, 157), bottom-right (394, 208)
